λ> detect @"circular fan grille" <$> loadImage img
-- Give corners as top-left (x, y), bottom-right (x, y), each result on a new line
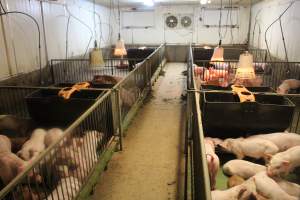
top-left (165, 15), bottom-right (178, 28)
top-left (181, 16), bottom-right (192, 28)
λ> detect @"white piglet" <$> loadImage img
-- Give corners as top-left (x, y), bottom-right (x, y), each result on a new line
top-left (17, 128), bottom-right (47, 161)
top-left (277, 79), bottom-right (300, 94)
top-left (253, 172), bottom-right (297, 200)
top-left (273, 178), bottom-right (300, 198)
top-left (46, 176), bottom-right (81, 200)
top-left (223, 160), bottom-right (266, 179)
top-left (44, 128), bottom-right (64, 147)
top-left (211, 178), bottom-right (257, 200)
top-left (267, 146), bottom-right (300, 177)
top-left (204, 138), bottom-right (220, 190)
top-left (220, 137), bottom-right (279, 162)
top-left (250, 132), bottom-right (300, 152)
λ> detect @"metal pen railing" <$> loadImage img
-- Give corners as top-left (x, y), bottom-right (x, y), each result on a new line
top-left (0, 44), bottom-right (166, 200)
top-left (0, 87), bottom-right (117, 200)
top-left (185, 45), bottom-right (212, 200)
top-left (113, 44), bottom-right (165, 124)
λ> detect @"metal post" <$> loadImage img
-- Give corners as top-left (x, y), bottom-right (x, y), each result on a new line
top-left (115, 88), bottom-right (123, 151)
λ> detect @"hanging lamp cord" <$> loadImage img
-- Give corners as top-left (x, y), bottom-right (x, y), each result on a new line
top-left (93, 0), bottom-right (97, 48)
top-left (118, 0), bottom-right (121, 40)
top-left (218, 0), bottom-right (223, 46)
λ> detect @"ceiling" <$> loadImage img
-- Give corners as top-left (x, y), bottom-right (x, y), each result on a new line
top-left (95, 0), bottom-right (263, 8)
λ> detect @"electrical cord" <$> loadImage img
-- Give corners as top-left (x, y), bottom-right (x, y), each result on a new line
top-left (279, 17), bottom-right (288, 63)
top-left (218, 0), bottom-right (223, 44)
top-left (65, 5), bottom-right (93, 59)
top-left (0, 0), bottom-right (43, 85)
top-left (264, 1), bottom-right (295, 62)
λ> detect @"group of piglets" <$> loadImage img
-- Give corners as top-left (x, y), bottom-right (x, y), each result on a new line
top-left (204, 132), bottom-right (300, 200)
top-left (193, 63), bottom-right (300, 94)
top-left (0, 115), bottom-right (104, 200)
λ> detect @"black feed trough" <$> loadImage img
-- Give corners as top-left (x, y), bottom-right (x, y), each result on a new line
top-left (201, 85), bottom-right (275, 93)
top-left (26, 88), bottom-right (104, 127)
top-left (201, 91), bottom-right (295, 138)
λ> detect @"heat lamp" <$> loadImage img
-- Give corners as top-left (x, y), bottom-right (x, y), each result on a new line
top-left (235, 51), bottom-right (256, 79)
top-left (90, 41), bottom-right (105, 67)
top-left (210, 46), bottom-right (224, 62)
top-left (114, 34), bottom-right (128, 69)
top-left (114, 36), bottom-right (127, 57)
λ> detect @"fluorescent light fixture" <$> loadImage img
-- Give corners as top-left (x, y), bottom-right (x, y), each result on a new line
top-left (144, 0), bottom-right (154, 6)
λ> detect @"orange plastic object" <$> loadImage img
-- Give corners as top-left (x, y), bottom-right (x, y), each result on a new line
top-left (231, 85), bottom-right (255, 103)
top-left (58, 87), bottom-right (78, 100)
top-left (73, 82), bottom-right (90, 90)
top-left (58, 82), bottom-right (90, 100)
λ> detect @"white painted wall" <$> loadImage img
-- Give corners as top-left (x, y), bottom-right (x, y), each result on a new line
top-left (0, 0), bottom-right (116, 79)
top-left (120, 5), bottom-right (250, 45)
top-left (250, 0), bottom-right (300, 62)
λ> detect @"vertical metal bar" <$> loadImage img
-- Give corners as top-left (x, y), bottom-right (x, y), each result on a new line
top-left (116, 89), bottom-right (123, 150)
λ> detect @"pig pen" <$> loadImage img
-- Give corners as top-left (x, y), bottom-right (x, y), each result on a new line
top-left (0, 86), bottom-right (120, 200)
top-left (186, 45), bottom-right (300, 200)
top-left (0, 44), bottom-right (166, 200)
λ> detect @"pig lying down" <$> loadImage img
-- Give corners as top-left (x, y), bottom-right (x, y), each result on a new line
top-left (0, 135), bottom-right (40, 185)
top-left (223, 160), bottom-right (266, 179)
top-left (220, 137), bottom-right (279, 162)
top-left (211, 178), bottom-right (257, 200)
top-left (227, 175), bottom-right (245, 188)
top-left (46, 176), bottom-right (81, 200)
top-left (249, 132), bottom-right (300, 152)
top-left (267, 146), bottom-right (300, 177)
top-left (273, 177), bottom-right (300, 198)
top-left (0, 115), bottom-right (35, 136)
top-left (204, 138), bottom-right (220, 190)
top-left (277, 79), bottom-right (300, 94)
top-left (253, 172), bottom-right (297, 200)
top-left (17, 128), bottom-right (47, 161)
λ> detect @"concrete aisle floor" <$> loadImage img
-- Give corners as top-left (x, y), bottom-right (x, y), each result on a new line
top-left (92, 63), bottom-right (186, 200)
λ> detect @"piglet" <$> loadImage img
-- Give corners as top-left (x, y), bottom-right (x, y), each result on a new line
top-left (17, 128), bottom-right (47, 161)
top-left (44, 128), bottom-right (64, 147)
top-left (277, 79), bottom-right (300, 94)
top-left (249, 132), bottom-right (300, 152)
top-left (267, 146), bottom-right (300, 177)
top-left (273, 178), bottom-right (300, 198)
top-left (204, 138), bottom-right (220, 190)
top-left (0, 115), bottom-right (34, 136)
top-left (223, 160), bottom-right (266, 179)
top-left (227, 175), bottom-right (245, 188)
top-left (253, 172), bottom-right (297, 200)
top-left (212, 178), bottom-right (257, 200)
top-left (220, 137), bottom-right (279, 162)
top-left (0, 135), bottom-right (40, 185)
top-left (46, 176), bottom-right (81, 200)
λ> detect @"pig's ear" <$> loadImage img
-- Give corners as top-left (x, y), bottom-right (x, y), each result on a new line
top-left (283, 160), bottom-right (290, 166)
top-left (264, 154), bottom-right (273, 162)
top-left (237, 188), bottom-right (247, 200)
